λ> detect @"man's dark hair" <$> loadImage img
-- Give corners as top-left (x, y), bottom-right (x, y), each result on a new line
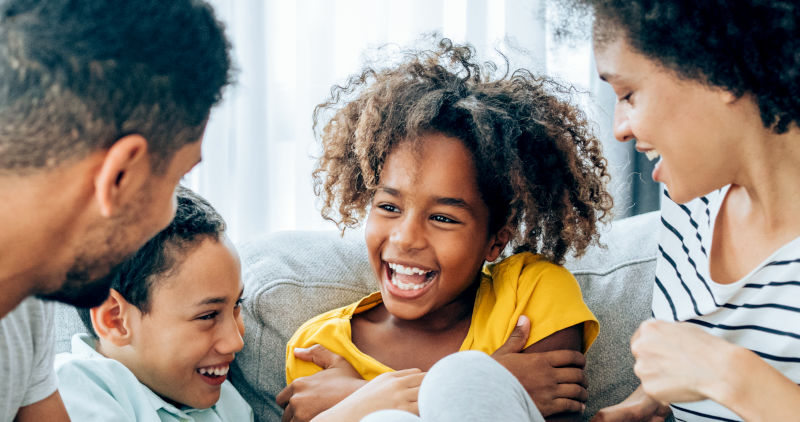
top-left (569, 0), bottom-right (800, 134)
top-left (78, 186), bottom-right (227, 336)
top-left (0, 0), bottom-right (233, 172)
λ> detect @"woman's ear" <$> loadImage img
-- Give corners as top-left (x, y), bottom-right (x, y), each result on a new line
top-left (485, 227), bottom-right (511, 262)
top-left (91, 289), bottom-right (137, 347)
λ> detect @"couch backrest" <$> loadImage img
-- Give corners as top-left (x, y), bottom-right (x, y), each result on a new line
top-left (230, 211), bottom-right (659, 422)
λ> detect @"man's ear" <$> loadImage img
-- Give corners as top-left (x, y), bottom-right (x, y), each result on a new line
top-left (94, 134), bottom-right (150, 217)
top-left (485, 227), bottom-right (512, 262)
top-left (91, 289), bottom-right (137, 347)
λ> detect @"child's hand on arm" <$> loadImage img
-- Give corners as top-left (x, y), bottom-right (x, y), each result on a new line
top-left (311, 368), bottom-right (424, 422)
top-left (278, 345), bottom-right (368, 422)
top-left (492, 316), bottom-right (587, 421)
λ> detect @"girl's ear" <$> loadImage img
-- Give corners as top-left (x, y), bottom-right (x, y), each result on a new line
top-left (91, 289), bottom-right (137, 347)
top-left (485, 227), bottom-right (511, 262)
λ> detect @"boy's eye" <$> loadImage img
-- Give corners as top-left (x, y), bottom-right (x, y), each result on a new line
top-left (431, 214), bottom-right (459, 224)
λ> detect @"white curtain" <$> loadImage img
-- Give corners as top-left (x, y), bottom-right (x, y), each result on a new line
top-left (187, 0), bottom-right (643, 245)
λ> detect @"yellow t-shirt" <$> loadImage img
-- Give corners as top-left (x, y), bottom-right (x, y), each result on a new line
top-left (285, 252), bottom-right (599, 384)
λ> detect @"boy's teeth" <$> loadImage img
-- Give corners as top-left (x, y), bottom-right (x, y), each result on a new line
top-left (645, 149), bottom-right (660, 161)
top-left (197, 365), bottom-right (229, 377)
top-left (388, 262), bottom-right (428, 275)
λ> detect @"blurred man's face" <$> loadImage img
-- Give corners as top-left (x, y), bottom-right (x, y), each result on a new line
top-left (39, 140), bottom-right (203, 308)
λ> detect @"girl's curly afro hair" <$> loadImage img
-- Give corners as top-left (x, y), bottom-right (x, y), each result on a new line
top-left (312, 39), bottom-right (613, 264)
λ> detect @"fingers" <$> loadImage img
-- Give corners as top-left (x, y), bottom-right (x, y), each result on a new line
top-left (293, 344), bottom-right (345, 370)
top-left (492, 315), bottom-right (531, 356)
top-left (281, 403), bottom-right (293, 422)
top-left (549, 397), bottom-right (586, 415)
top-left (554, 382), bottom-right (588, 403)
top-left (554, 366), bottom-right (587, 387)
top-left (276, 384), bottom-right (293, 408)
top-left (544, 349), bottom-right (587, 368)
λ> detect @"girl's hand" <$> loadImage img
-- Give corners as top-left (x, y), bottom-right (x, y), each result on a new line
top-left (278, 345), bottom-right (367, 422)
top-left (312, 369), bottom-right (424, 422)
top-left (630, 320), bottom-right (734, 404)
top-left (491, 316), bottom-right (588, 417)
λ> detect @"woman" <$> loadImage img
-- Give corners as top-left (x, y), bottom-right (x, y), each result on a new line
top-left (578, 1), bottom-right (800, 421)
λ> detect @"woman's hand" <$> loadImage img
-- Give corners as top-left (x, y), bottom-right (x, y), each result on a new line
top-left (277, 345), bottom-right (368, 422)
top-left (630, 320), bottom-right (734, 404)
top-left (311, 369), bottom-right (425, 422)
top-left (590, 386), bottom-right (671, 422)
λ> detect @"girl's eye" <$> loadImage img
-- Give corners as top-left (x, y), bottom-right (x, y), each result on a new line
top-left (197, 311), bottom-right (218, 321)
top-left (234, 298), bottom-right (243, 309)
top-left (378, 203), bottom-right (400, 213)
top-left (619, 92), bottom-right (633, 103)
top-left (431, 215), bottom-right (459, 224)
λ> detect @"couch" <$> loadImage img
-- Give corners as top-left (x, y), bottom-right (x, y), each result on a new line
top-left (54, 210), bottom-right (662, 422)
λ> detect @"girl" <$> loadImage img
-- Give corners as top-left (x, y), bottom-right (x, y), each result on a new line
top-left (285, 39), bottom-right (613, 421)
top-left (574, 1), bottom-right (800, 421)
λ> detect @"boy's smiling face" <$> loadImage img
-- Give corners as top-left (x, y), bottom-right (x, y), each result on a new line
top-left (365, 133), bottom-right (506, 322)
top-left (124, 236), bottom-right (245, 409)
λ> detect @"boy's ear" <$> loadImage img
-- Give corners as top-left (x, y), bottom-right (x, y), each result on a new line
top-left (91, 289), bottom-right (137, 347)
top-left (94, 134), bottom-right (150, 218)
top-left (485, 227), bottom-right (512, 262)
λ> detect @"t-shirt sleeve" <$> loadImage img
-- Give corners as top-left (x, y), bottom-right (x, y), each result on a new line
top-left (520, 263), bottom-right (599, 352)
top-left (22, 301), bottom-right (58, 407)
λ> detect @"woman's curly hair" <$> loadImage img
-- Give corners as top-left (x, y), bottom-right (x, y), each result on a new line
top-left (574, 0), bottom-right (800, 134)
top-left (312, 39), bottom-right (613, 264)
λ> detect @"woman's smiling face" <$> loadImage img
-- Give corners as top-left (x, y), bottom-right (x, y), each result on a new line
top-left (365, 133), bottom-right (505, 321)
top-left (594, 37), bottom-right (745, 203)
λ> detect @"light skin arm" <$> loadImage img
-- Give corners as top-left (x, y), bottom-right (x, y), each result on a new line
top-left (628, 319), bottom-right (800, 422)
top-left (14, 391), bottom-right (70, 422)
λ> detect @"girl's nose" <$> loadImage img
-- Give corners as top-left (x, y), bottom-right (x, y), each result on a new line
top-left (390, 217), bottom-right (426, 251)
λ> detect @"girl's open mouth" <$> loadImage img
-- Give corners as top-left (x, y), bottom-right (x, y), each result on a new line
top-left (383, 261), bottom-right (437, 299)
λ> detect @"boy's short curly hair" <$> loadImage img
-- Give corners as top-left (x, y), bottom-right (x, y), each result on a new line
top-left (78, 186), bottom-right (226, 336)
top-left (313, 39), bottom-right (613, 264)
top-left (571, 0), bottom-right (800, 134)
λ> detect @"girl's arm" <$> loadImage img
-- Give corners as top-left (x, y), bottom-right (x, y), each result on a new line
top-left (492, 317), bottom-right (587, 422)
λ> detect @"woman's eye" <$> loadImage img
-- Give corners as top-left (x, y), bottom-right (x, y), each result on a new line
top-left (234, 298), bottom-right (244, 309)
top-left (431, 215), bottom-right (458, 224)
top-left (197, 311), bottom-right (218, 321)
top-left (619, 92), bottom-right (633, 103)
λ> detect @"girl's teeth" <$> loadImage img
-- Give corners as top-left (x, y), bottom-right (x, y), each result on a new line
top-left (388, 262), bottom-right (428, 275)
top-left (645, 150), bottom-right (660, 161)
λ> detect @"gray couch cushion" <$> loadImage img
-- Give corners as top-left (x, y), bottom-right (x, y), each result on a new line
top-left (565, 211), bottom-right (657, 418)
top-left (231, 211), bottom-right (659, 422)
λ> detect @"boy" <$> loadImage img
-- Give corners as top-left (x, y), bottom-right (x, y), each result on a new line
top-left (55, 187), bottom-right (253, 421)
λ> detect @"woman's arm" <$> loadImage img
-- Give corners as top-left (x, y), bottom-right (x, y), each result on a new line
top-left (630, 320), bottom-right (800, 421)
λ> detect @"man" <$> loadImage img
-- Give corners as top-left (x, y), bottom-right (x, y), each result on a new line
top-left (0, 0), bottom-right (232, 420)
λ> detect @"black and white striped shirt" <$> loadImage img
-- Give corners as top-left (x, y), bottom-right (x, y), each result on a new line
top-left (654, 185), bottom-right (800, 421)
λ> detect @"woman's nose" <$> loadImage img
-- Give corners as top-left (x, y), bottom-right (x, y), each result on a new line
top-left (613, 106), bottom-right (635, 143)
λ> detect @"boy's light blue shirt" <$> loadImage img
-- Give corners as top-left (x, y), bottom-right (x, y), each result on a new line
top-left (55, 334), bottom-right (253, 422)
